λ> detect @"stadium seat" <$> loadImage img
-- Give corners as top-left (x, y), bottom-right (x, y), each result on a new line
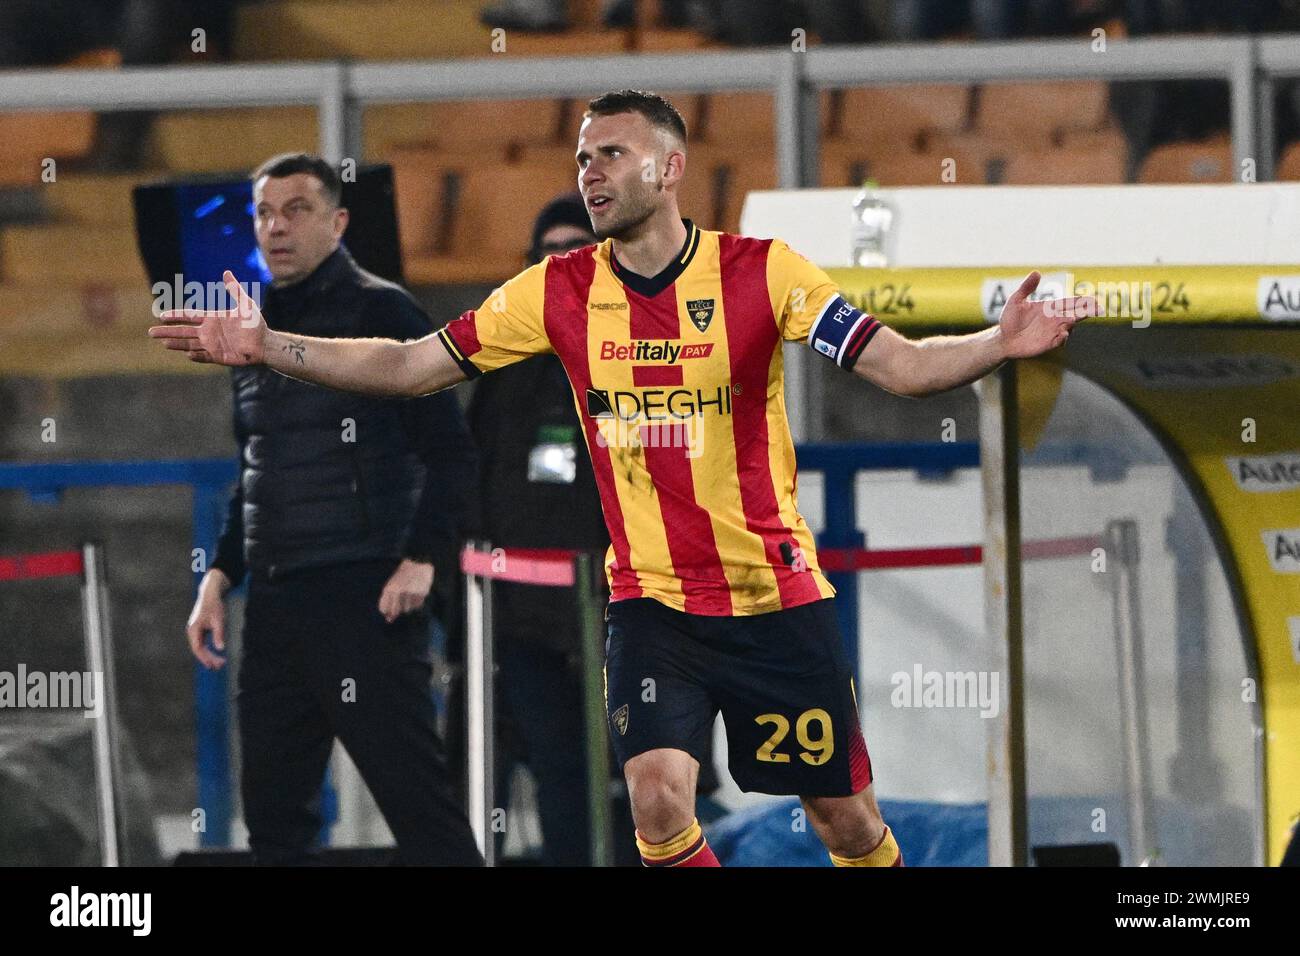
top-left (975, 81), bottom-right (1110, 144)
top-left (0, 115), bottom-right (98, 187)
top-left (867, 149), bottom-right (988, 186)
top-left (1274, 139), bottom-right (1300, 180)
top-left (909, 134), bottom-right (1002, 182)
top-left (149, 108), bottom-right (319, 174)
top-left (695, 90), bottom-right (836, 150)
top-left (1137, 135), bottom-right (1234, 183)
top-left (1002, 145), bottom-right (1126, 185)
top-left (0, 284), bottom-right (182, 378)
top-left (634, 29), bottom-right (720, 52)
top-left (235, 0), bottom-right (490, 61)
top-left (0, 49), bottom-right (120, 187)
top-left (696, 91), bottom-right (776, 146)
top-left (717, 157), bottom-right (778, 233)
top-left (501, 31), bottom-right (633, 57)
top-left (834, 84), bottom-right (971, 151)
top-left (672, 145), bottom-right (779, 232)
top-left (365, 99), bottom-right (566, 157)
top-left (1, 225), bottom-right (147, 286)
top-left (395, 155), bottom-right (576, 283)
top-left (1058, 127), bottom-right (1129, 154)
top-left (819, 139), bottom-right (904, 187)
top-left (38, 173), bottom-right (153, 227)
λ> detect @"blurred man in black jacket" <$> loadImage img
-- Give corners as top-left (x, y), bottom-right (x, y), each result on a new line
top-left (466, 194), bottom-right (631, 865)
top-left (186, 153), bottom-right (481, 865)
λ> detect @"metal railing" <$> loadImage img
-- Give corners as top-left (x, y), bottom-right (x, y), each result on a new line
top-left (0, 35), bottom-right (1284, 183)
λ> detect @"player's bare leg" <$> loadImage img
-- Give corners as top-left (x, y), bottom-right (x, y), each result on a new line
top-left (624, 747), bottom-right (698, 840)
top-left (623, 748), bottom-right (720, 866)
top-left (802, 784), bottom-right (903, 866)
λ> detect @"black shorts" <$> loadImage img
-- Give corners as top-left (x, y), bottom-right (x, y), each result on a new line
top-left (603, 596), bottom-right (873, 797)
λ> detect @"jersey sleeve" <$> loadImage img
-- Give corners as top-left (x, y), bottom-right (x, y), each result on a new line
top-left (435, 260), bottom-right (553, 377)
top-left (767, 238), bottom-right (882, 372)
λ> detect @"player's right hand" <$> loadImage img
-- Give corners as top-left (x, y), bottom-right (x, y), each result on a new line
top-left (186, 569), bottom-right (229, 670)
top-left (148, 270), bottom-right (267, 366)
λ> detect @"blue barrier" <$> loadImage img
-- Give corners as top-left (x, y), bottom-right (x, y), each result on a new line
top-left (0, 459), bottom-right (238, 848)
top-left (798, 442), bottom-right (980, 679)
top-left (10, 441), bottom-right (1147, 852)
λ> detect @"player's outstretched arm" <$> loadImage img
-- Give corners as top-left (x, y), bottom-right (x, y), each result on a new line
top-left (147, 270), bottom-right (466, 398)
top-left (850, 271), bottom-right (1095, 398)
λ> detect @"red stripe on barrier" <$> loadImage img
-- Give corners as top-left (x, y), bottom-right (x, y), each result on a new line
top-left (819, 546), bottom-right (982, 571)
top-left (818, 535), bottom-right (1102, 572)
top-left (460, 547), bottom-right (578, 587)
top-left (464, 535), bottom-right (1104, 584)
top-left (0, 550), bottom-right (84, 582)
top-left (1022, 535), bottom-right (1104, 561)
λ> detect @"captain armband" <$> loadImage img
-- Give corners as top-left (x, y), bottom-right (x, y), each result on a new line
top-left (804, 295), bottom-right (882, 371)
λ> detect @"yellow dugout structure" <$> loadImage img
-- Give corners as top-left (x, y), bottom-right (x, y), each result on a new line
top-left (745, 183), bottom-right (1300, 865)
top-left (829, 265), bottom-right (1300, 864)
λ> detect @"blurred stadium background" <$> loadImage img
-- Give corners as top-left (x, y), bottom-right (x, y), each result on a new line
top-left (0, 0), bottom-right (1297, 867)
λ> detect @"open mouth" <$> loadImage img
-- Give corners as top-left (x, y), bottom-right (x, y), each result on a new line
top-left (588, 196), bottom-right (612, 213)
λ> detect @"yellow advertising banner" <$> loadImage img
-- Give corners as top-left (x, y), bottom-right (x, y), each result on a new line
top-left (827, 265), bottom-right (1300, 329)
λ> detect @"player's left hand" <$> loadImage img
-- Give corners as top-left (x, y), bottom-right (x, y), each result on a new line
top-left (378, 558), bottom-right (435, 623)
top-left (997, 271), bottom-right (1097, 359)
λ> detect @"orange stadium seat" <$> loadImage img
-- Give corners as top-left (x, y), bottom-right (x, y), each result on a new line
top-left (634, 29), bottom-right (720, 52)
top-left (914, 133), bottom-right (1005, 180)
top-left (0, 49), bottom-right (120, 187)
top-left (673, 145), bottom-right (778, 232)
top-left (450, 162), bottom-right (576, 259)
top-left (694, 90), bottom-right (836, 150)
top-left (499, 30), bottom-right (633, 57)
top-left (390, 147), bottom-right (458, 259)
top-left (394, 151), bottom-right (577, 284)
top-left (717, 157), bottom-right (778, 234)
top-left (675, 147), bottom-right (726, 230)
top-left (1274, 139), bottom-right (1300, 180)
top-left (1001, 145), bottom-right (1126, 184)
top-left (867, 148), bottom-right (988, 187)
top-left (149, 107), bottom-right (319, 173)
top-left (1137, 135), bottom-right (1234, 183)
top-left (366, 98), bottom-right (566, 158)
top-left (819, 139), bottom-right (906, 187)
top-left (834, 84), bottom-right (971, 151)
top-left (976, 81), bottom-right (1110, 144)
top-left (696, 91), bottom-right (776, 145)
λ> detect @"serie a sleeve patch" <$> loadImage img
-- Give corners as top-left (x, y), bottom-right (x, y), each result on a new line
top-left (805, 295), bottom-right (882, 371)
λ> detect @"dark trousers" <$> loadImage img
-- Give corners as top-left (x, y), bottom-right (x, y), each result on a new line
top-left (237, 559), bottom-right (481, 866)
top-left (496, 638), bottom-right (639, 866)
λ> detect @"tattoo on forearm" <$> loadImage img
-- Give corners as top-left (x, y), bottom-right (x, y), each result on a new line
top-left (283, 339), bottom-right (306, 365)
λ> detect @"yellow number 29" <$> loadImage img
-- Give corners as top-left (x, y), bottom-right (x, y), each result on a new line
top-left (754, 708), bottom-right (835, 766)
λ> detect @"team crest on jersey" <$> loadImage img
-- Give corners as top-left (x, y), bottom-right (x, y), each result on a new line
top-left (611, 704), bottom-right (629, 736)
top-left (687, 298), bottom-right (715, 332)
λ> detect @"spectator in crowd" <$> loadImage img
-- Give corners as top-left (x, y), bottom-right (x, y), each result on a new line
top-left (187, 153), bottom-right (482, 865)
top-left (465, 193), bottom-right (638, 865)
top-left (481, 0), bottom-right (699, 32)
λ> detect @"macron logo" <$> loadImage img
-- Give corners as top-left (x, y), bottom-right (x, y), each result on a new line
top-left (50, 886), bottom-right (151, 936)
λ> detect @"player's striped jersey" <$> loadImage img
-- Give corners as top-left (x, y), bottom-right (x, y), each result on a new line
top-left (437, 219), bottom-right (881, 616)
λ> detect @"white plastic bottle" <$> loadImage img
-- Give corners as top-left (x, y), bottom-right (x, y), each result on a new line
top-left (850, 179), bottom-right (893, 268)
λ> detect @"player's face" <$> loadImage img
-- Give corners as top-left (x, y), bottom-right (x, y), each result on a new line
top-left (576, 112), bottom-right (680, 240)
top-left (253, 173), bottom-right (348, 286)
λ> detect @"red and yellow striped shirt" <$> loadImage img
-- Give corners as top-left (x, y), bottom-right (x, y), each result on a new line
top-left (437, 220), bottom-right (879, 616)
